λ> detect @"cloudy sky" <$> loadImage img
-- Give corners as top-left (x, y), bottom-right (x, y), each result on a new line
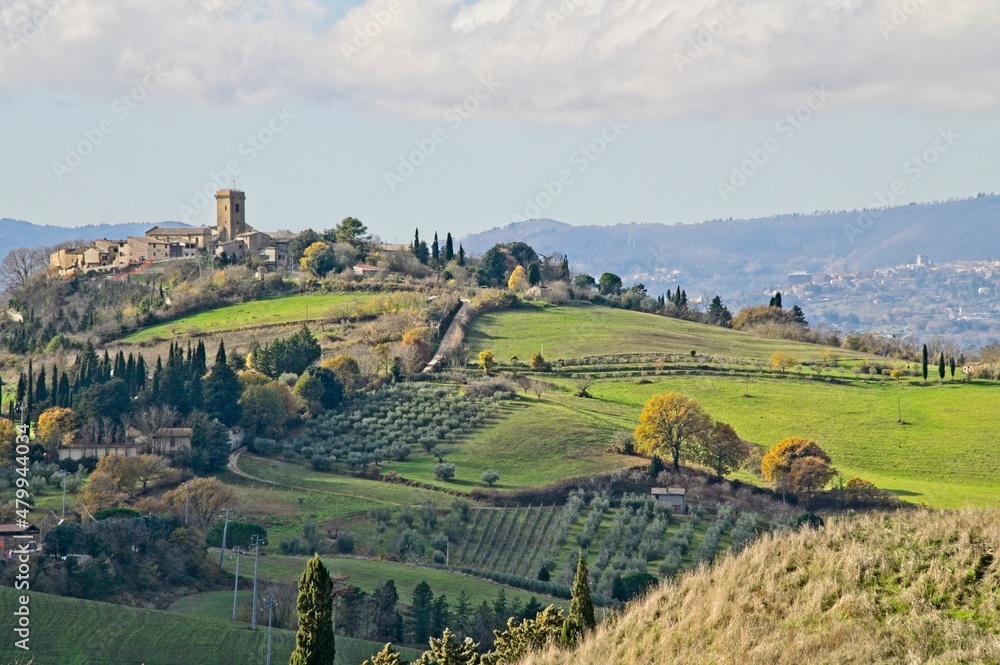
top-left (1, 0), bottom-right (998, 240)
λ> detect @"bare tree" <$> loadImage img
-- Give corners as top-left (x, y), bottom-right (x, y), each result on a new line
top-left (0, 246), bottom-right (47, 292)
top-left (129, 405), bottom-right (180, 452)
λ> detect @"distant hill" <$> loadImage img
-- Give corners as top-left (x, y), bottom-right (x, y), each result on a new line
top-left (521, 508), bottom-right (1000, 665)
top-left (462, 195), bottom-right (1000, 295)
top-left (0, 218), bottom-right (188, 259)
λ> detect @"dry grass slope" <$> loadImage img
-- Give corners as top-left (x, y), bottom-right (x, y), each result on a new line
top-left (520, 509), bottom-right (1000, 665)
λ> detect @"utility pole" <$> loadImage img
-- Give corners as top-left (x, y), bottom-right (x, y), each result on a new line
top-left (231, 547), bottom-right (241, 621)
top-left (218, 508), bottom-right (232, 567)
top-left (60, 470), bottom-right (68, 520)
top-left (250, 534), bottom-right (261, 630)
top-left (265, 596), bottom-right (275, 665)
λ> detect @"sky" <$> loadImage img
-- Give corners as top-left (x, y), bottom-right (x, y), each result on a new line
top-left (1, 0), bottom-right (999, 242)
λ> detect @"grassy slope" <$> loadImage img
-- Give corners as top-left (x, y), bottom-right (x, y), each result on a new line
top-left (467, 302), bottom-right (868, 363)
top-left (382, 396), bottom-right (631, 490)
top-left (0, 586), bottom-right (413, 665)
top-left (588, 375), bottom-right (1000, 507)
top-left (522, 509), bottom-right (1000, 665)
top-left (215, 553), bottom-right (565, 608)
top-left (124, 291), bottom-right (380, 342)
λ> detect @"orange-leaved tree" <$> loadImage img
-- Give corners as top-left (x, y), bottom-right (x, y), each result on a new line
top-left (634, 393), bottom-right (711, 472)
top-left (761, 437), bottom-right (833, 497)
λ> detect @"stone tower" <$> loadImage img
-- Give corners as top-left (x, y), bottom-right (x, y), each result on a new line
top-left (215, 189), bottom-right (246, 243)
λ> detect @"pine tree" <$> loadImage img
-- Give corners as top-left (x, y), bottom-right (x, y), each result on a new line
top-left (432, 594), bottom-right (450, 637)
top-left (560, 551), bottom-right (596, 647)
top-left (290, 555), bottom-right (336, 665)
top-left (444, 233), bottom-right (455, 262)
top-left (409, 581), bottom-right (435, 645)
top-left (921, 344), bottom-right (929, 381)
top-left (453, 590), bottom-right (471, 638)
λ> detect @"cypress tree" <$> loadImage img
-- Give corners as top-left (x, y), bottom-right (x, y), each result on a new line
top-left (290, 554), bottom-right (335, 665)
top-left (457, 244), bottom-right (466, 266)
top-left (216, 340), bottom-right (228, 366)
top-left (136, 354), bottom-right (147, 390)
top-left (194, 340), bottom-right (207, 377)
top-left (431, 233), bottom-right (440, 267)
top-left (444, 233), bottom-right (455, 262)
top-left (921, 344), bottom-right (929, 381)
top-left (27, 359), bottom-right (33, 407)
top-left (938, 352), bottom-right (946, 381)
top-left (561, 551), bottom-right (596, 647)
top-left (35, 367), bottom-right (48, 404)
top-left (950, 357), bottom-right (956, 378)
top-left (412, 228), bottom-right (420, 254)
top-left (15, 373), bottom-right (25, 405)
top-left (58, 372), bottom-right (70, 408)
top-left (50, 364), bottom-right (58, 404)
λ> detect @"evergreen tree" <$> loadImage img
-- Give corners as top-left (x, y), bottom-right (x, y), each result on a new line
top-left (49, 366), bottom-right (58, 407)
top-left (707, 295), bottom-right (732, 327)
top-left (412, 229), bottom-right (421, 254)
top-left (136, 354), bottom-right (147, 392)
top-left (938, 351), bottom-right (946, 381)
top-left (444, 233), bottom-right (455, 262)
top-left (26, 359), bottom-right (33, 407)
top-left (560, 551), bottom-right (596, 647)
top-left (290, 554), bottom-right (336, 665)
top-left (204, 357), bottom-right (242, 427)
top-left (431, 233), bottom-right (440, 267)
top-left (432, 594), bottom-right (450, 637)
top-left (527, 262), bottom-right (541, 286)
top-left (453, 590), bottom-right (471, 638)
top-left (950, 357), bottom-right (956, 378)
top-left (57, 372), bottom-right (70, 408)
top-left (492, 589), bottom-right (507, 625)
top-left (457, 245), bottom-right (466, 266)
top-left (362, 644), bottom-right (403, 665)
top-left (921, 344), bottom-right (929, 381)
top-left (791, 305), bottom-right (807, 325)
top-left (374, 581), bottom-right (400, 642)
top-left (216, 340), bottom-right (228, 366)
top-left (194, 340), bottom-right (208, 377)
top-left (35, 367), bottom-right (48, 404)
top-left (409, 581), bottom-right (435, 645)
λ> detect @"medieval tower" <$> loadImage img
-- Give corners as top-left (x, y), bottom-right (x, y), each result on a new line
top-left (215, 189), bottom-right (246, 242)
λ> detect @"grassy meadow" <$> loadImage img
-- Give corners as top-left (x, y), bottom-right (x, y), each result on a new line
top-left (0, 586), bottom-right (409, 665)
top-left (467, 302), bottom-right (870, 364)
top-left (124, 291), bottom-right (385, 342)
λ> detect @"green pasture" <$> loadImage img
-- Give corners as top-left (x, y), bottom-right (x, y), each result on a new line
top-left (124, 291), bottom-right (382, 342)
top-left (467, 302), bottom-right (870, 364)
top-left (0, 586), bottom-right (404, 665)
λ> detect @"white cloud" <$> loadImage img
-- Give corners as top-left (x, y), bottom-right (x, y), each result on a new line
top-left (0, 0), bottom-right (998, 123)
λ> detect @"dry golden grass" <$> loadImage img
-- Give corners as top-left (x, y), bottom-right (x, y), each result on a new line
top-left (521, 509), bottom-right (1000, 665)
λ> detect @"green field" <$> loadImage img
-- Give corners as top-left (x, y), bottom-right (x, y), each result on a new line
top-left (124, 291), bottom-right (382, 342)
top-left (215, 553), bottom-right (565, 608)
top-left (0, 586), bottom-right (411, 665)
top-left (467, 302), bottom-right (868, 363)
top-left (383, 396), bottom-right (631, 490)
top-left (544, 374), bottom-right (999, 507)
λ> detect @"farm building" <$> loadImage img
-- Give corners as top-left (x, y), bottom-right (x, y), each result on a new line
top-left (651, 487), bottom-right (687, 515)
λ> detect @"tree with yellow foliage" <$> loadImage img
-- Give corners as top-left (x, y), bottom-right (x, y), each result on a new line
top-left (162, 477), bottom-right (235, 528)
top-left (322, 355), bottom-right (362, 391)
top-left (36, 407), bottom-right (77, 455)
top-left (0, 419), bottom-right (17, 465)
top-left (508, 265), bottom-right (530, 292)
top-left (770, 351), bottom-right (797, 373)
top-left (634, 393), bottom-right (711, 472)
top-left (761, 437), bottom-right (833, 498)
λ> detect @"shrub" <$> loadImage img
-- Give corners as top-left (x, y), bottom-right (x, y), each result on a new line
top-left (434, 462), bottom-right (457, 481)
top-left (336, 532), bottom-right (355, 553)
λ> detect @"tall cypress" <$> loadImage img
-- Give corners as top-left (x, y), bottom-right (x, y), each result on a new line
top-left (290, 555), bottom-right (335, 665)
top-left (15, 373), bottom-right (25, 406)
top-left (431, 233), bottom-right (440, 267)
top-left (136, 354), bottom-right (147, 391)
top-left (938, 352), bottom-right (946, 381)
top-left (26, 359), bottom-right (33, 407)
top-left (457, 244), bottom-right (465, 267)
top-left (216, 340), bottom-right (227, 366)
top-left (921, 344), bottom-right (929, 381)
top-left (35, 367), bottom-right (48, 404)
top-left (444, 233), bottom-right (455, 262)
top-left (561, 551), bottom-right (596, 647)
top-left (50, 365), bottom-right (58, 404)
top-left (58, 372), bottom-right (70, 408)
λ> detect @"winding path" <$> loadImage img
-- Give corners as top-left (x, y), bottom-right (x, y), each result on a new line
top-left (423, 298), bottom-right (473, 373)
